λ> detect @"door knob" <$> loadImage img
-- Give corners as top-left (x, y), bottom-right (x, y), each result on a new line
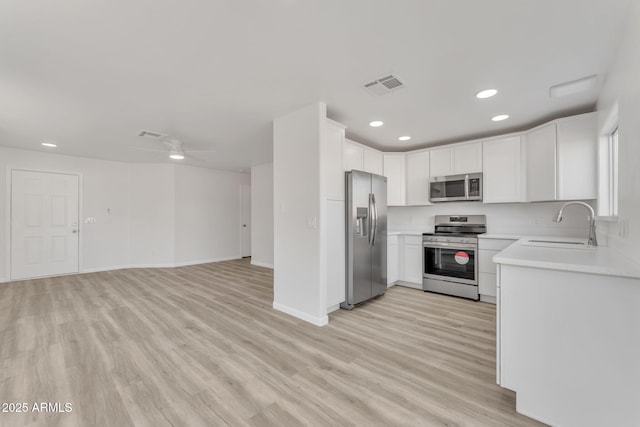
top-left (72, 230), bottom-right (79, 234)
top-left (243, 224), bottom-right (247, 227)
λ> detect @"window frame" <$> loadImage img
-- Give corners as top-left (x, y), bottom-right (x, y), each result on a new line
top-left (597, 104), bottom-right (619, 219)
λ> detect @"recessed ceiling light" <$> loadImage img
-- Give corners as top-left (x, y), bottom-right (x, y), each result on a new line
top-left (398, 136), bottom-right (411, 141)
top-left (369, 121), bottom-right (384, 127)
top-left (169, 153), bottom-right (185, 160)
top-left (476, 89), bottom-right (498, 99)
top-left (491, 114), bottom-right (510, 122)
top-left (41, 142), bottom-right (57, 147)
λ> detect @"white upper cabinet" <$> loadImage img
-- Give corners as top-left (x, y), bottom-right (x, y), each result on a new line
top-left (324, 120), bottom-right (346, 201)
top-left (383, 154), bottom-right (407, 206)
top-left (526, 124), bottom-right (557, 202)
top-left (483, 136), bottom-right (525, 203)
top-left (453, 143), bottom-right (483, 175)
top-left (344, 139), bottom-right (364, 172)
top-left (429, 147), bottom-right (454, 177)
top-left (406, 151), bottom-right (431, 205)
top-left (556, 113), bottom-right (597, 200)
top-left (429, 142), bottom-right (482, 177)
top-left (363, 147), bottom-right (384, 175)
top-left (526, 112), bottom-right (597, 202)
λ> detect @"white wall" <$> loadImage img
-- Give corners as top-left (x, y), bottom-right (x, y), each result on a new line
top-left (596, 1), bottom-right (640, 264)
top-left (273, 103), bottom-right (327, 326)
top-left (389, 201), bottom-right (597, 237)
top-left (174, 165), bottom-right (249, 265)
top-left (128, 164), bottom-right (175, 268)
top-left (251, 162), bottom-right (274, 268)
top-left (0, 146), bottom-right (130, 281)
top-left (0, 146), bottom-right (248, 281)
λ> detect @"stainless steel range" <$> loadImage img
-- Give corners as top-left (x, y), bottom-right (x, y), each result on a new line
top-left (422, 215), bottom-right (486, 300)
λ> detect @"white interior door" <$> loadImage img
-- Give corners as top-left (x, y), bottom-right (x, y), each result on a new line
top-left (241, 183), bottom-right (251, 258)
top-left (11, 170), bottom-right (80, 280)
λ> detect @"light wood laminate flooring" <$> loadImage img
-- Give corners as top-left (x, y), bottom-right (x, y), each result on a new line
top-left (0, 259), bottom-right (545, 426)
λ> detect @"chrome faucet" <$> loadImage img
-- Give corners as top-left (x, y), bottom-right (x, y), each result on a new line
top-left (552, 201), bottom-right (598, 246)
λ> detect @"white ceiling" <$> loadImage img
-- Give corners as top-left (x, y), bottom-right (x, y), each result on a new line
top-left (0, 0), bottom-right (632, 171)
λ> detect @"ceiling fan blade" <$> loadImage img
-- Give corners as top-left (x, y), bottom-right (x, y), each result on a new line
top-left (128, 146), bottom-right (167, 152)
top-left (186, 149), bottom-right (217, 153)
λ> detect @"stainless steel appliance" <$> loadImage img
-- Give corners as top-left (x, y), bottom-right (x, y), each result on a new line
top-left (342, 170), bottom-right (387, 310)
top-left (429, 173), bottom-right (482, 202)
top-left (422, 215), bottom-right (486, 300)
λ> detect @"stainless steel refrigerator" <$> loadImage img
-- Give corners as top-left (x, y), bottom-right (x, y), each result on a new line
top-left (341, 170), bottom-right (387, 310)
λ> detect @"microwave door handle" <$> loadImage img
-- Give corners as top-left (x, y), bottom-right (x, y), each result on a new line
top-left (464, 174), bottom-right (470, 200)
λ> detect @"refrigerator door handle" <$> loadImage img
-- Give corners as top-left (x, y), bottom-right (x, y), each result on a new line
top-left (371, 193), bottom-right (377, 246)
top-left (368, 193), bottom-right (373, 246)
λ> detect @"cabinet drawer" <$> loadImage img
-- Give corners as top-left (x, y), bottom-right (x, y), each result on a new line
top-left (479, 249), bottom-right (499, 274)
top-left (478, 238), bottom-right (518, 251)
top-left (404, 235), bottom-right (422, 245)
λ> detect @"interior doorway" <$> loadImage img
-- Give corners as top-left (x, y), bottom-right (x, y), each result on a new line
top-left (10, 169), bottom-right (80, 280)
top-left (240, 183), bottom-right (251, 258)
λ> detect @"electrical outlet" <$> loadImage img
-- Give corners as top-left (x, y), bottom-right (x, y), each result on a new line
top-left (306, 216), bottom-right (318, 229)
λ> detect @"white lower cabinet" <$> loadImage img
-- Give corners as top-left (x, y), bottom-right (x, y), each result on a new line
top-left (478, 237), bottom-right (518, 303)
top-left (396, 235), bottom-right (423, 289)
top-left (387, 235), bottom-right (398, 286)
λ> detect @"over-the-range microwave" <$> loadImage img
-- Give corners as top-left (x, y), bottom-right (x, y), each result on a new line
top-left (429, 173), bottom-right (482, 202)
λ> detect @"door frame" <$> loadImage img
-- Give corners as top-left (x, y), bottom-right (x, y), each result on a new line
top-left (5, 167), bottom-right (84, 281)
top-left (239, 183), bottom-right (251, 258)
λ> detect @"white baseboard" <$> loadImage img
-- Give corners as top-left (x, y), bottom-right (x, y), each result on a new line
top-left (273, 301), bottom-right (329, 327)
top-left (0, 276), bottom-right (6, 284)
top-left (251, 260), bottom-right (274, 269)
top-left (327, 303), bottom-right (341, 314)
top-left (81, 256), bottom-right (242, 274)
top-left (173, 256), bottom-right (240, 267)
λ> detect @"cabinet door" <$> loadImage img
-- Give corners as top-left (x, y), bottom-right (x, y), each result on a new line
top-left (453, 143), bottom-right (482, 174)
top-left (406, 151), bottom-right (431, 205)
top-left (429, 147), bottom-right (454, 177)
top-left (557, 114), bottom-right (597, 200)
top-left (483, 136), bottom-right (524, 203)
top-left (325, 121), bottom-right (346, 201)
top-left (383, 154), bottom-right (406, 206)
top-left (527, 124), bottom-right (557, 202)
top-left (387, 240), bottom-right (398, 286)
top-left (363, 148), bottom-right (384, 175)
top-left (402, 244), bottom-right (423, 284)
top-left (344, 140), bottom-right (364, 172)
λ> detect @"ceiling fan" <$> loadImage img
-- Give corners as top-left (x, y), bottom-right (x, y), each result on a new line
top-left (129, 133), bottom-right (216, 161)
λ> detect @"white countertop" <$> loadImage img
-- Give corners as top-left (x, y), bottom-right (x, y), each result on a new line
top-left (494, 237), bottom-right (640, 279)
top-left (479, 233), bottom-right (522, 240)
top-left (388, 231), bottom-right (426, 236)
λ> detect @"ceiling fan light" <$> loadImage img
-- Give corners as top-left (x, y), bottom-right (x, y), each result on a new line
top-left (169, 152), bottom-right (184, 160)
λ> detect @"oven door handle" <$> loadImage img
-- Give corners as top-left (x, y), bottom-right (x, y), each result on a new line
top-left (423, 242), bottom-right (476, 250)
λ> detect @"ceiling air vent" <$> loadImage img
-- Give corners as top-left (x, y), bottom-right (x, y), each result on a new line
top-left (363, 74), bottom-right (406, 96)
top-left (138, 130), bottom-right (167, 139)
